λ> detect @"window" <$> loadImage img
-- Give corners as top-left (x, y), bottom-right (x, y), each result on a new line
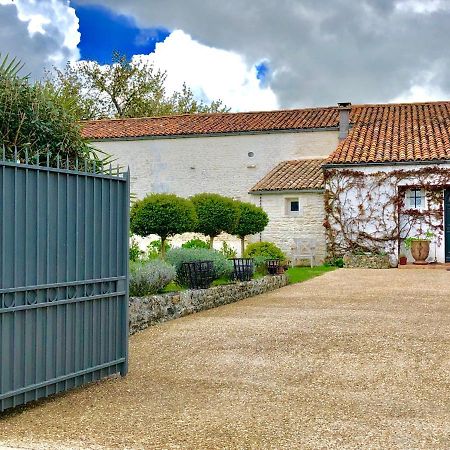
top-left (406, 189), bottom-right (425, 209)
top-left (290, 200), bottom-right (299, 212)
top-left (285, 198), bottom-right (300, 216)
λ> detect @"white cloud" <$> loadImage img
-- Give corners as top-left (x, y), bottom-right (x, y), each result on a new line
top-left (395, 0), bottom-right (449, 14)
top-left (390, 67), bottom-right (448, 103)
top-left (0, 0), bottom-right (80, 65)
top-left (133, 30), bottom-right (279, 112)
top-left (75, 0), bottom-right (450, 107)
top-left (391, 84), bottom-right (448, 103)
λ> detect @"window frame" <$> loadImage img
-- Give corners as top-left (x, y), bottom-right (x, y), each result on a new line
top-left (285, 197), bottom-right (301, 216)
top-left (406, 188), bottom-right (426, 210)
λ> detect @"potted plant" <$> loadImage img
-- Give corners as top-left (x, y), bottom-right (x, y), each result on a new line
top-left (276, 260), bottom-right (290, 275)
top-left (404, 231), bottom-right (434, 265)
top-left (398, 253), bottom-right (408, 266)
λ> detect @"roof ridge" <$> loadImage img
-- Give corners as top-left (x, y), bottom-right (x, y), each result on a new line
top-left (351, 100), bottom-right (450, 108)
top-left (80, 105), bottom-right (339, 124)
top-left (284, 158), bottom-right (327, 162)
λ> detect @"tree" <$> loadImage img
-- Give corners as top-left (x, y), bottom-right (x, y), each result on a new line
top-left (130, 194), bottom-right (197, 258)
top-left (191, 193), bottom-right (240, 248)
top-left (0, 53), bottom-right (102, 167)
top-left (46, 52), bottom-right (229, 120)
top-left (233, 202), bottom-right (269, 256)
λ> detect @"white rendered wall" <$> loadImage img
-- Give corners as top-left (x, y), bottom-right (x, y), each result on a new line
top-left (94, 130), bottom-right (337, 256)
top-left (93, 130), bottom-right (338, 202)
top-left (327, 163), bottom-right (450, 263)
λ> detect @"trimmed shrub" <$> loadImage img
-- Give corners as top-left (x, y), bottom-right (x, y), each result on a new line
top-left (191, 193), bottom-right (240, 248)
top-left (244, 242), bottom-right (286, 275)
top-left (182, 238), bottom-right (210, 249)
top-left (166, 247), bottom-right (233, 284)
top-left (243, 242), bottom-right (286, 260)
top-left (233, 202), bottom-right (269, 256)
top-left (130, 193), bottom-right (197, 258)
top-left (129, 259), bottom-right (176, 296)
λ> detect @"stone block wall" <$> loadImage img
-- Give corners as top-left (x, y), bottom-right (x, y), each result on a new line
top-left (129, 274), bottom-right (288, 335)
top-left (258, 191), bottom-right (326, 263)
top-left (343, 254), bottom-right (392, 269)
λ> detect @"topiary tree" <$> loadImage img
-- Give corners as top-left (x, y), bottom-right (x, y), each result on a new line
top-left (130, 193), bottom-right (197, 258)
top-left (233, 201), bottom-right (269, 256)
top-left (191, 193), bottom-right (240, 248)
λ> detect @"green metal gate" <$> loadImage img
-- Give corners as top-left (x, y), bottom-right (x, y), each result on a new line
top-left (0, 153), bottom-right (129, 412)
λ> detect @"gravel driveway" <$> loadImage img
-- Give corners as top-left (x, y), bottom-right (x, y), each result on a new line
top-left (0, 269), bottom-right (449, 449)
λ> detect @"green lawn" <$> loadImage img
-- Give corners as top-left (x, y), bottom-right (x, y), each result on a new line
top-left (285, 265), bottom-right (336, 284)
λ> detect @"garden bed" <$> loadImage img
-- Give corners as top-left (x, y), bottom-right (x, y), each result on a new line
top-left (129, 274), bottom-right (288, 334)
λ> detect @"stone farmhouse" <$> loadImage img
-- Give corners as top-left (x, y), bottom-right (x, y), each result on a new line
top-left (82, 101), bottom-right (450, 264)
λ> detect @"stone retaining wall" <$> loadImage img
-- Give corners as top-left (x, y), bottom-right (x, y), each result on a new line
top-left (343, 253), bottom-right (392, 269)
top-left (129, 274), bottom-right (288, 335)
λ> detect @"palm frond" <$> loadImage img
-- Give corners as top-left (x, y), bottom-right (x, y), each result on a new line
top-left (0, 53), bottom-right (27, 79)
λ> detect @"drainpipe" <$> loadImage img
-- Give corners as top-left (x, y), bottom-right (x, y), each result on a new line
top-left (338, 102), bottom-right (351, 140)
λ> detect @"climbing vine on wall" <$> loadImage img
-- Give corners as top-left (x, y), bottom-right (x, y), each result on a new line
top-left (323, 166), bottom-right (450, 257)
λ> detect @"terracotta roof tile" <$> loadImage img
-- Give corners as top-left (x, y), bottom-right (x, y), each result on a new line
top-left (327, 101), bottom-right (450, 164)
top-left (81, 101), bottom-right (450, 165)
top-left (81, 107), bottom-right (340, 139)
top-left (250, 159), bottom-right (325, 192)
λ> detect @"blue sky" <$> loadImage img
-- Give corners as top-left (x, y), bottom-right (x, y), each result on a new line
top-left (62, 2), bottom-right (276, 110)
top-left (73, 2), bottom-right (170, 63)
top-left (73, 2), bottom-right (269, 87)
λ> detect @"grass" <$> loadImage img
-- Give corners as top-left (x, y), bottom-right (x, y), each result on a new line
top-left (286, 265), bottom-right (336, 284)
top-left (161, 281), bottom-right (185, 293)
top-left (212, 277), bottom-right (233, 286)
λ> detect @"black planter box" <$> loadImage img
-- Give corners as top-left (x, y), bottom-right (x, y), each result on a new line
top-left (181, 260), bottom-right (214, 289)
top-left (266, 259), bottom-right (280, 275)
top-left (230, 258), bottom-right (254, 282)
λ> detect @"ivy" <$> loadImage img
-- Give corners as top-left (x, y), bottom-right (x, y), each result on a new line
top-left (324, 166), bottom-right (450, 257)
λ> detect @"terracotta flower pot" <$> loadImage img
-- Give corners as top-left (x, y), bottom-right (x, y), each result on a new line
top-left (399, 256), bottom-right (408, 265)
top-left (410, 240), bottom-right (430, 265)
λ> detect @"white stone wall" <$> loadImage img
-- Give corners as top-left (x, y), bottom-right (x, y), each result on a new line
top-left (257, 191), bottom-right (326, 263)
top-left (326, 163), bottom-right (450, 263)
top-left (93, 130), bottom-right (338, 202)
top-left (94, 130), bottom-right (337, 258)
top-left (132, 232), bottom-right (243, 257)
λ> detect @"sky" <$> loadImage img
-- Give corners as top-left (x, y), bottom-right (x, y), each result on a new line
top-left (0, 0), bottom-right (449, 112)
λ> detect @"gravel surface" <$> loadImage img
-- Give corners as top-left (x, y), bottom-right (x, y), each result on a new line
top-left (0, 269), bottom-right (449, 449)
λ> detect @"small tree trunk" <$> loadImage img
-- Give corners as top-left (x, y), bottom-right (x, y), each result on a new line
top-left (209, 236), bottom-right (214, 249)
top-left (240, 236), bottom-right (245, 257)
top-left (160, 237), bottom-right (166, 259)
